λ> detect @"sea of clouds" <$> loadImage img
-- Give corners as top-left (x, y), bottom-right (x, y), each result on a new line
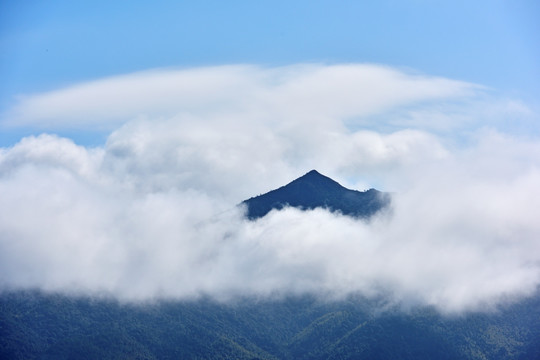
top-left (1, 64), bottom-right (539, 313)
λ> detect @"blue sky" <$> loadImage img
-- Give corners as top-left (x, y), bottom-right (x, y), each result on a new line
top-left (2, 1), bottom-right (539, 109)
top-left (1, 1), bottom-right (539, 146)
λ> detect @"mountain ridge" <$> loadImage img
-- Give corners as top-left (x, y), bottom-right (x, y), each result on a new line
top-left (3, 290), bottom-right (540, 359)
top-left (242, 170), bottom-right (390, 220)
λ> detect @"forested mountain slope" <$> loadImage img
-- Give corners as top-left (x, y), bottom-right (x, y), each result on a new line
top-left (2, 291), bottom-right (540, 359)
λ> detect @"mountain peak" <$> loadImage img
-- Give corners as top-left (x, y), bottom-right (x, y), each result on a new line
top-left (291, 169), bottom-right (343, 188)
top-left (242, 170), bottom-right (389, 220)
top-left (304, 169), bottom-right (322, 176)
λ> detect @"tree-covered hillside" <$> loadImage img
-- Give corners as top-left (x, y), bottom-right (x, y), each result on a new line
top-left (2, 291), bottom-right (539, 359)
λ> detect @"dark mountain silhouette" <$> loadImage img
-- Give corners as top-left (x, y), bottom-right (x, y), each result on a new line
top-left (242, 170), bottom-right (390, 220)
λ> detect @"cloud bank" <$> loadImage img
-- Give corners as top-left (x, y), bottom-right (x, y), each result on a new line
top-left (1, 64), bottom-right (539, 313)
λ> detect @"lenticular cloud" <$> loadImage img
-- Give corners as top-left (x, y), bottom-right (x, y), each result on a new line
top-left (3, 63), bottom-right (479, 130)
top-left (0, 64), bottom-right (539, 313)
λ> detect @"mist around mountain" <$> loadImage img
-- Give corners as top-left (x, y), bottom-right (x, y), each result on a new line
top-left (242, 170), bottom-right (390, 220)
top-left (2, 171), bottom-right (540, 359)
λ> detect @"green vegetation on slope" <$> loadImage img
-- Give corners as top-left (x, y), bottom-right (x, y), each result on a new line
top-left (1, 291), bottom-right (539, 359)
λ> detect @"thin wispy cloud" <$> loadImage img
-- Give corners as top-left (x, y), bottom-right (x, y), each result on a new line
top-left (0, 64), bottom-right (539, 314)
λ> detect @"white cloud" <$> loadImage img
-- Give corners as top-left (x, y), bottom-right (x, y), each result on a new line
top-left (3, 64), bottom-right (482, 131)
top-left (0, 128), bottom-right (539, 313)
top-left (0, 64), bottom-right (539, 314)
top-left (0, 134), bottom-right (103, 180)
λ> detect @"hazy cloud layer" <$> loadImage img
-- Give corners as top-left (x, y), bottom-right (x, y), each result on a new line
top-left (1, 64), bottom-right (539, 313)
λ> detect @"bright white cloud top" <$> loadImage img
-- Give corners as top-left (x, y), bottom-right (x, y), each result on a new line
top-left (1, 64), bottom-right (539, 314)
